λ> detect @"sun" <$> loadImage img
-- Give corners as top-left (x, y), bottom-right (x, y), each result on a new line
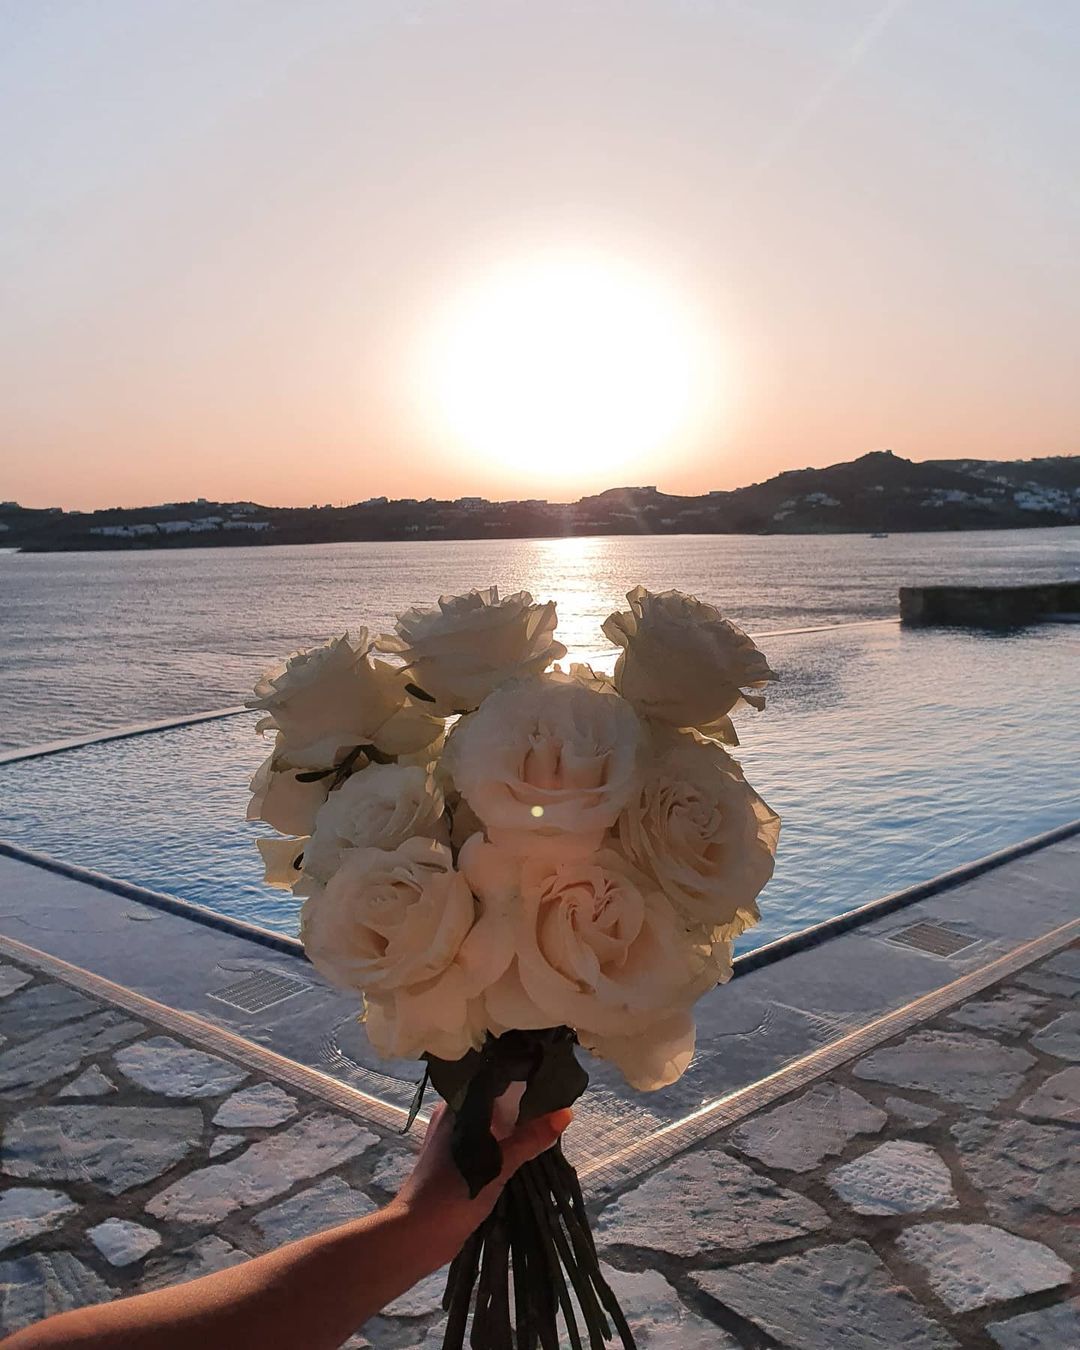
top-left (417, 249), bottom-right (714, 487)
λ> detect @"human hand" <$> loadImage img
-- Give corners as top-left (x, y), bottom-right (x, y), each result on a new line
top-left (391, 1090), bottom-right (573, 1265)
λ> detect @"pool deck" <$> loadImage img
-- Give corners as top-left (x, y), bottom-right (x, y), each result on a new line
top-left (0, 836), bottom-right (1077, 1345)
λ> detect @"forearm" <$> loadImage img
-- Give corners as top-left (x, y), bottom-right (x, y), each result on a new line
top-left (3, 1200), bottom-right (451, 1350)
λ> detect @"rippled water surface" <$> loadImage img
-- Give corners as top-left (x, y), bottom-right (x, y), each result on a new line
top-left (2, 528), bottom-right (1078, 749)
top-left (2, 621), bottom-right (1077, 952)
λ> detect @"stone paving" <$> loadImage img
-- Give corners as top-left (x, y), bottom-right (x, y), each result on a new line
top-left (0, 943), bottom-right (1077, 1347)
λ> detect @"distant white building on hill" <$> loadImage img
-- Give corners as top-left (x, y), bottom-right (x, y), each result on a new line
top-left (88, 513), bottom-right (269, 540)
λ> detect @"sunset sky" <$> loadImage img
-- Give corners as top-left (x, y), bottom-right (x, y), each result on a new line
top-left (2, 1), bottom-right (1078, 511)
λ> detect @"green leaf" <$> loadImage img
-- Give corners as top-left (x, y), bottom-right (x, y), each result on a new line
top-left (452, 1061), bottom-right (513, 1197)
top-left (329, 745), bottom-right (366, 785)
top-left (519, 1034), bottom-right (589, 1122)
top-left (357, 742), bottom-right (396, 766)
top-left (402, 1064), bottom-right (429, 1135)
top-left (405, 682), bottom-right (438, 703)
top-left (425, 1047), bottom-right (484, 1113)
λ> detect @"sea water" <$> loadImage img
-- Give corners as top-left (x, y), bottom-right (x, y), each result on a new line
top-left (2, 527), bottom-right (1077, 748)
top-left (1, 541), bottom-right (1077, 951)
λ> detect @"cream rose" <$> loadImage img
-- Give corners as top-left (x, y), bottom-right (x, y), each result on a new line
top-left (303, 764), bottom-right (447, 883)
top-left (462, 837), bottom-right (719, 1090)
top-left (378, 587), bottom-right (567, 714)
top-left (603, 587), bottom-right (776, 736)
top-left (301, 838), bottom-right (510, 1061)
top-left (618, 732), bottom-right (779, 939)
top-left (445, 673), bottom-right (644, 859)
top-left (247, 735), bottom-right (331, 836)
top-left (248, 631), bottom-right (444, 770)
top-left (256, 834), bottom-right (309, 889)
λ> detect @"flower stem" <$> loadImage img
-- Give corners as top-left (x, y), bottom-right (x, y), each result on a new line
top-left (440, 1151), bottom-right (637, 1350)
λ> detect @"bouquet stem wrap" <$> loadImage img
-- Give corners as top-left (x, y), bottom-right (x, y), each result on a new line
top-left (427, 1027), bottom-right (636, 1349)
top-left (442, 1145), bottom-right (633, 1350)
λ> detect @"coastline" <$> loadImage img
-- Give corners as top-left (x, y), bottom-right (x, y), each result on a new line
top-left (14, 517), bottom-right (1080, 554)
top-left (6, 449), bottom-right (1078, 551)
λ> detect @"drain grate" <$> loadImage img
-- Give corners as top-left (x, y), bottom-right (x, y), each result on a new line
top-left (209, 969), bottom-right (311, 1014)
top-left (886, 922), bottom-right (979, 959)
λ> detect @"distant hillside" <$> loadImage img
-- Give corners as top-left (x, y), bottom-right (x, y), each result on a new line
top-left (692, 450), bottom-right (1080, 535)
top-left (575, 450), bottom-right (1079, 535)
top-left (4, 450), bottom-right (1078, 551)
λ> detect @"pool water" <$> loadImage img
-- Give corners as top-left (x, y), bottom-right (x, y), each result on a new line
top-left (1, 622), bottom-right (1077, 952)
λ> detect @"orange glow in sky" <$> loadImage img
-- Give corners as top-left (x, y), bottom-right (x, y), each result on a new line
top-left (1, 2), bottom-right (1077, 510)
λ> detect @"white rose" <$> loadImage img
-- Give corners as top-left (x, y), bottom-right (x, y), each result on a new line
top-left (603, 587), bottom-right (776, 736)
top-left (445, 673), bottom-right (644, 860)
top-left (247, 736), bottom-right (330, 835)
top-left (461, 837), bottom-right (720, 1091)
top-left (256, 834), bottom-right (309, 890)
top-left (378, 587), bottom-right (567, 714)
top-left (248, 631), bottom-right (444, 770)
top-left (618, 732), bottom-right (779, 938)
top-left (303, 764), bottom-right (447, 884)
top-left (395, 727), bottom-right (447, 770)
top-left (300, 838), bottom-right (510, 1061)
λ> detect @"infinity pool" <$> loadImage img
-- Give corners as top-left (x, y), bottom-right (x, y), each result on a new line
top-left (1, 622), bottom-right (1077, 951)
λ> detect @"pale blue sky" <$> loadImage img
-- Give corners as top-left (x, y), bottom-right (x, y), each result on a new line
top-left (2, 1), bottom-right (1078, 507)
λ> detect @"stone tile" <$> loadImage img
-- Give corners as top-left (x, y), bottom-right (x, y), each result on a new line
top-left (57, 1065), bottom-right (116, 1098)
top-left (210, 1132), bottom-right (245, 1158)
top-left (370, 1148), bottom-right (418, 1194)
top-left (728, 1082), bottom-right (887, 1172)
top-left (593, 1264), bottom-right (738, 1348)
top-left (382, 1266), bottom-right (448, 1318)
top-left (897, 1222), bottom-right (1071, 1313)
top-left (412, 1285), bottom-right (733, 1350)
top-left (1037, 949), bottom-right (1080, 982)
top-left (88, 1218), bottom-right (162, 1267)
top-left (3, 1103), bottom-right (203, 1194)
top-left (0, 1010), bottom-right (144, 1097)
top-left (827, 1141), bottom-right (958, 1215)
top-left (0, 964), bottom-right (34, 998)
top-left (951, 1116), bottom-right (1079, 1226)
top-left (853, 1031), bottom-right (1035, 1108)
top-left (245, 1175), bottom-right (376, 1251)
top-left (417, 1325), bottom-right (450, 1349)
top-left (693, 1240), bottom-right (954, 1349)
top-left (1030, 1010), bottom-right (1080, 1061)
top-left (0, 1187), bottom-right (79, 1253)
top-left (0, 984), bottom-right (101, 1039)
top-left (146, 1113), bottom-right (379, 1224)
top-left (1013, 971), bottom-right (1079, 999)
top-left (212, 1081), bottom-right (298, 1128)
top-left (114, 1035), bottom-right (249, 1098)
top-left (885, 1096), bottom-right (942, 1127)
top-left (595, 1149), bottom-right (829, 1256)
top-left (141, 1236), bottom-right (249, 1291)
top-left (0, 1251), bottom-right (112, 1334)
top-left (987, 1299), bottom-right (1080, 1349)
top-left (1018, 1065), bottom-right (1080, 1123)
top-left (946, 989), bottom-right (1048, 1035)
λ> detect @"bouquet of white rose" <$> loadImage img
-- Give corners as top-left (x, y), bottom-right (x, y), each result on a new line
top-left (247, 585), bottom-right (779, 1349)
